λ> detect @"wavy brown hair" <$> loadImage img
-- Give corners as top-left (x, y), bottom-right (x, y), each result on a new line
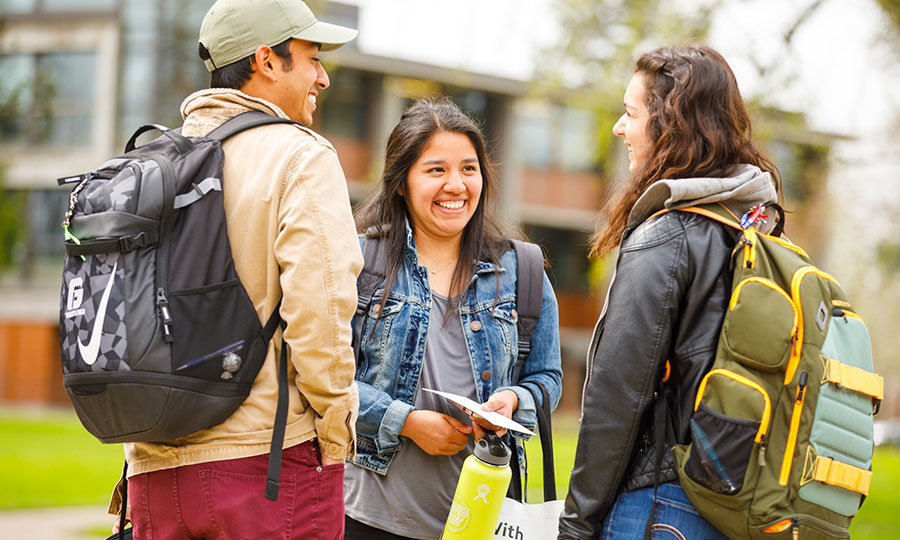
top-left (590, 45), bottom-right (780, 256)
top-left (355, 98), bottom-right (515, 305)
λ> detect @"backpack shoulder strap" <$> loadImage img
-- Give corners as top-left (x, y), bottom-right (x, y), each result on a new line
top-left (351, 230), bottom-right (387, 362)
top-left (649, 203), bottom-right (743, 230)
top-left (206, 110), bottom-right (301, 141)
top-left (507, 381), bottom-right (557, 503)
top-left (510, 239), bottom-right (544, 373)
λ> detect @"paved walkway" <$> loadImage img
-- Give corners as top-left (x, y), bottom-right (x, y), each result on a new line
top-left (0, 505), bottom-right (113, 539)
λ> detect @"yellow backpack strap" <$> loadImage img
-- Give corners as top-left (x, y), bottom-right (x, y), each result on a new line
top-left (648, 203), bottom-right (743, 231)
top-left (823, 357), bottom-right (884, 401)
top-left (810, 456), bottom-right (873, 496)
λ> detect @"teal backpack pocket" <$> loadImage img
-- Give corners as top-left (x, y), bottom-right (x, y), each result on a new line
top-left (798, 312), bottom-right (879, 516)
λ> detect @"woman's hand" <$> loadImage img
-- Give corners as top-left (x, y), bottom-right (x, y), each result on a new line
top-left (471, 389), bottom-right (519, 439)
top-left (111, 517), bottom-right (130, 535)
top-left (400, 410), bottom-right (473, 455)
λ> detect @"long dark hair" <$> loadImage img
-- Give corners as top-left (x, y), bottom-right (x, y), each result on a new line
top-left (591, 44), bottom-right (780, 256)
top-left (355, 98), bottom-right (514, 304)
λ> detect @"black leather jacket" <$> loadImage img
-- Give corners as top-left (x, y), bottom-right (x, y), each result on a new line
top-left (559, 210), bottom-right (738, 539)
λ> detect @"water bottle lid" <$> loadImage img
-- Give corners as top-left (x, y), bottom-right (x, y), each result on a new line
top-left (474, 432), bottom-right (510, 467)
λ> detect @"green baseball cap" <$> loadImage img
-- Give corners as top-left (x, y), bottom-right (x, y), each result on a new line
top-left (199, 0), bottom-right (359, 72)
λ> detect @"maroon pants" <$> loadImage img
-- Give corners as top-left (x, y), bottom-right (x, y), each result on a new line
top-left (128, 440), bottom-right (345, 540)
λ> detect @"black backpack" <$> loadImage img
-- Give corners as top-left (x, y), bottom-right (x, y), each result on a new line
top-left (58, 111), bottom-right (301, 500)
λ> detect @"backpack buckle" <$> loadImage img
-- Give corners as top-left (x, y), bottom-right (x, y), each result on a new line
top-left (120, 231), bottom-right (153, 252)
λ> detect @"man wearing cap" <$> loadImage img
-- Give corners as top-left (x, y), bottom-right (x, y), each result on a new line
top-left (112, 1), bottom-right (362, 538)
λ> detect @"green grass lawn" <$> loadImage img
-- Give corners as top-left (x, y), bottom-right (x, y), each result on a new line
top-left (0, 407), bottom-right (123, 509)
top-left (2, 407), bottom-right (899, 538)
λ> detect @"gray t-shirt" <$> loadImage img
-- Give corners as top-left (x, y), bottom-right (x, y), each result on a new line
top-left (344, 293), bottom-right (477, 539)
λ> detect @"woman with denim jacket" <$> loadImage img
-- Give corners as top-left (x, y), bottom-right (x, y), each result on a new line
top-left (343, 98), bottom-right (563, 540)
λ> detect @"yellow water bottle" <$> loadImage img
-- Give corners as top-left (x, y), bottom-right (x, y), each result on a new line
top-left (442, 432), bottom-right (512, 540)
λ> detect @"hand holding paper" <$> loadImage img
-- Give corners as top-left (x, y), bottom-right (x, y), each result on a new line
top-left (423, 388), bottom-right (535, 436)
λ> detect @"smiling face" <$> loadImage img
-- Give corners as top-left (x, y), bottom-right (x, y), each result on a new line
top-left (404, 131), bottom-right (483, 248)
top-left (270, 39), bottom-right (329, 126)
top-left (612, 72), bottom-right (653, 173)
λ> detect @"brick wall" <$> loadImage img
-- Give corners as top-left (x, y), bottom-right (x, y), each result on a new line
top-left (0, 321), bottom-right (68, 405)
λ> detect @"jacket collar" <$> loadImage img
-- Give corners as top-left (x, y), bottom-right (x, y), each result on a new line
top-left (179, 88), bottom-right (296, 138)
top-left (180, 88), bottom-right (290, 121)
top-left (402, 220), bottom-right (419, 268)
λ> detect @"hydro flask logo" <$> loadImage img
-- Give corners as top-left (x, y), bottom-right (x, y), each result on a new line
top-left (473, 483), bottom-right (491, 503)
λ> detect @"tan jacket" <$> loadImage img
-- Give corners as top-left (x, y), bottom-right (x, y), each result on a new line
top-left (123, 89), bottom-right (362, 476)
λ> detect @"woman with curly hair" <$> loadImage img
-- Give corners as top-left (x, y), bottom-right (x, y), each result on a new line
top-left (559, 45), bottom-right (781, 540)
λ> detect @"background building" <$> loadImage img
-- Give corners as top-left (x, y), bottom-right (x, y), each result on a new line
top-left (0, 0), bottom-right (863, 414)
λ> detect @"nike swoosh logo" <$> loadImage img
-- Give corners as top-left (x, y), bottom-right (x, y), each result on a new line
top-left (78, 261), bottom-right (118, 366)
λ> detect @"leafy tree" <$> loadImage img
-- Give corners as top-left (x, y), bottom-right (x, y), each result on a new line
top-left (536, 0), bottom-right (721, 175)
top-left (0, 18), bottom-right (25, 272)
top-left (0, 167), bottom-right (25, 271)
top-left (876, 0), bottom-right (900, 33)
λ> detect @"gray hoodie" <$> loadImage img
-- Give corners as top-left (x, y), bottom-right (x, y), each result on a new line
top-left (627, 164), bottom-right (778, 233)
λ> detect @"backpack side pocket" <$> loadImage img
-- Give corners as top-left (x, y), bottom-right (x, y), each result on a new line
top-left (798, 312), bottom-right (879, 517)
top-left (683, 369), bottom-right (771, 496)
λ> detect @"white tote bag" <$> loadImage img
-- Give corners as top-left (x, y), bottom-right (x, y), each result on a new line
top-left (494, 497), bottom-right (564, 539)
top-left (495, 382), bottom-right (563, 539)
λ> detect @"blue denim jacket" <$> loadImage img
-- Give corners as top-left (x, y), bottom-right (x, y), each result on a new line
top-left (351, 226), bottom-right (563, 474)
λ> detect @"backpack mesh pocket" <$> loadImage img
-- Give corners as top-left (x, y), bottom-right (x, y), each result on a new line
top-left (684, 369), bottom-right (772, 496)
top-left (685, 403), bottom-right (758, 494)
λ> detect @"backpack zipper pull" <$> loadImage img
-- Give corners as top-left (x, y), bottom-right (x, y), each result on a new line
top-left (63, 226), bottom-right (87, 262)
top-left (792, 518), bottom-right (799, 540)
top-left (758, 434), bottom-right (767, 467)
top-left (61, 174), bottom-right (92, 262)
top-left (797, 371), bottom-right (809, 401)
top-left (156, 287), bottom-right (174, 342)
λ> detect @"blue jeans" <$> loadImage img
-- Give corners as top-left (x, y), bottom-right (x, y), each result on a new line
top-left (600, 483), bottom-right (728, 540)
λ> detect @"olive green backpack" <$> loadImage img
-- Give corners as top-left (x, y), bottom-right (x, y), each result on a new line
top-left (666, 204), bottom-right (882, 540)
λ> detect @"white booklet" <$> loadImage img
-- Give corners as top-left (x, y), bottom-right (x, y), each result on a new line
top-left (423, 388), bottom-right (535, 436)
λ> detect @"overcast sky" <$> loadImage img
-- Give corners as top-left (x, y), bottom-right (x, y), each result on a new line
top-left (349, 0), bottom-right (900, 139)
top-left (344, 0), bottom-right (900, 291)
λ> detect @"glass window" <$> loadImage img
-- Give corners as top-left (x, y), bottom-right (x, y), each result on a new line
top-left (319, 1), bottom-right (359, 50)
top-left (0, 0), bottom-right (38, 13)
top-left (514, 103), bottom-right (552, 169)
top-left (525, 225), bottom-right (591, 293)
top-left (0, 52), bottom-right (96, 147)
top-left (0, 54), bottom-right (34, 143)
top-left (320, 69), bottom-right (371, 140)
top-left (0, 0), bottom-right (116, 12)
top-left (3, 188), bottom-right (69, 268)
top-left (449, 89), bottom-right (488, 121)
top-left (41, 0), bottom-right (116, 11)
top-left (26, 189), bottom-right (68, 259)
top-left (118, 0), bottom-right (161, 137)
top-left (561, 107), bottom-right (597, 172)
top-left (36, 53), bottom-right (96, 146)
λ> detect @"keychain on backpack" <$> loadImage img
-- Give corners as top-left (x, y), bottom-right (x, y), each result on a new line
top-left (739, 204), bottom-right (769, 229)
